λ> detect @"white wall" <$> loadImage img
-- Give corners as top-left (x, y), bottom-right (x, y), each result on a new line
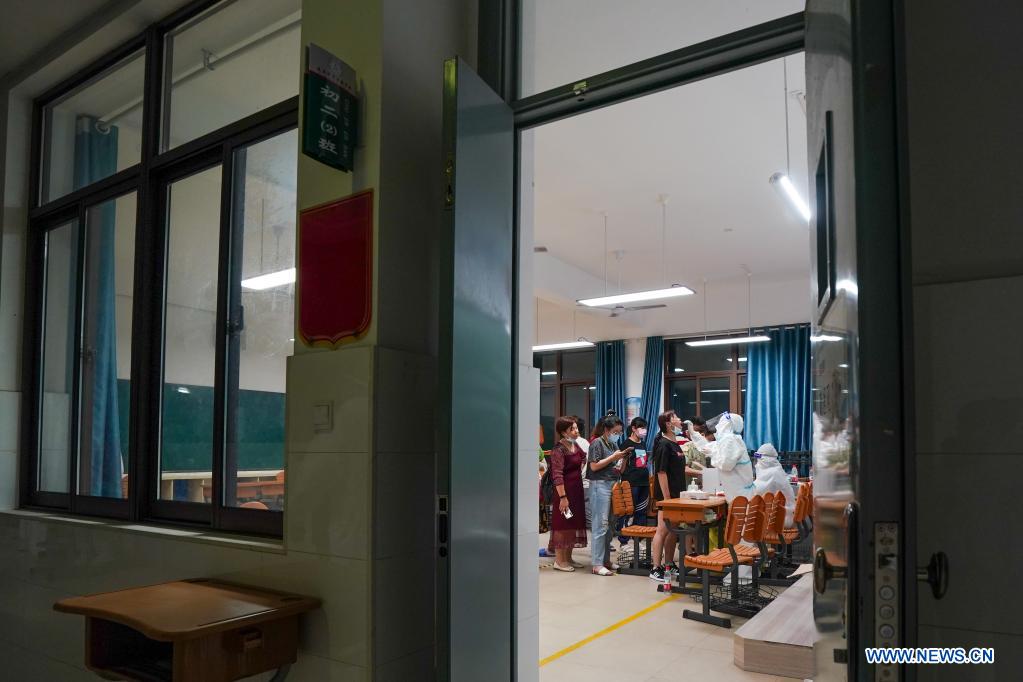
top-left (625, 337), bottom-right (645, 399)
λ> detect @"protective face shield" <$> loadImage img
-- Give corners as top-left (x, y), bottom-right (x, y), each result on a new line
top-left (708, 412), bottom-right (744, 436)
top-left (754, 443), bottom-right (782, 473)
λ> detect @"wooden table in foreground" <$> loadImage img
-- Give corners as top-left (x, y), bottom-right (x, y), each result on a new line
top-left (54, 579), bottom-right (320, 682)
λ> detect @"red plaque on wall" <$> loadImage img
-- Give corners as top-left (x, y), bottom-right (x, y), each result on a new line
top-left (297, 189), bottom-right (373, 347)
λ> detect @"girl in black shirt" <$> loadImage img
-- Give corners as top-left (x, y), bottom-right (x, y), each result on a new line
top-left (650, 410), bottom-right (685, 581)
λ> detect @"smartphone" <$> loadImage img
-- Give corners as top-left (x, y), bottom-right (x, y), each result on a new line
top-left (562, 506), bottom-right (574, 519)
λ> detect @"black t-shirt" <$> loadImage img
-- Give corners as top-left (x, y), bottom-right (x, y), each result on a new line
top-left (652, 434), bottom-right (685, 502)
top-left (620, 436), bottom-right (650, 486)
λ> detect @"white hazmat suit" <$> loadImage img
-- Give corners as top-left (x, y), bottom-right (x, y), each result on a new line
top-left (690, 412), bottom-right (756, 503)
top-left (752, 443), bottom-right (795, 526)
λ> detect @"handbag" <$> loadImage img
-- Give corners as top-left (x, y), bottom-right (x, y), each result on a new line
top-left (539, 469), bottom-right (555, 506)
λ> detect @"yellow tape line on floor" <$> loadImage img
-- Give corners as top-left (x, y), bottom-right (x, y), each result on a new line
top-left (538, 593), bottom-right (680, 667)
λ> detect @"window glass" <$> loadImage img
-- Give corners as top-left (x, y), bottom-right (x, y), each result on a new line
top-left (667, 378), bottom-right (697, 421)
top-left (78, 193), bottom-right (136, 498)
top-left (160, 165), bottom-right (222, 502)
top-left (537, 353), bottom-right (558, 380)
top-left (561, 349), bottom-right (595, 381)
top-left (39, 220), bottom-right (79, 493)
top-left (519, 0), bottom-right (803, 97)
top-left (539, 386), bottom-right (556, 449)
top-left (225, 130), bottom-right (296, 509)
top-left (42, 51), bottom-right (145, 203)
top-left (563, 384), bottom-right (590, 438)
top-left (163, 0), bottom-right (301, 149)
top-left (700, 376), bottom-right (731, 417)
top-left (740, 373), bottom-right (748, 413)
top-left (667, 340), bottom-right (733, 374)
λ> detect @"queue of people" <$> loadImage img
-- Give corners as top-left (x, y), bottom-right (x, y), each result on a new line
top-left (543, 407), bottom-right (792, 581)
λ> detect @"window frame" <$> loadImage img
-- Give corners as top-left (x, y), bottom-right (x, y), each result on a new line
top-left (534, 349), bottom-right (596, 443)
top-left (663, 338), bottom-right (747, 419)
top-left (20, 0), bottom-right (298, 537)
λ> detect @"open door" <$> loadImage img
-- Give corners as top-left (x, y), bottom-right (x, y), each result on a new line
top-left (436, 58), bottom-right (515, 680)
top-left (805, 2), bottom-right (912, 680)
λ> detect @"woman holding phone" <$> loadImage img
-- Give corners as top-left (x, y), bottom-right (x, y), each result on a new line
top-left (547, 416), bottom-right (587, 571)
top-left (585, 411), bottom-right (632, 576)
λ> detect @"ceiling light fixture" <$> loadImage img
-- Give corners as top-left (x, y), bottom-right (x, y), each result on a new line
top-left (769, 57), bottom-right (811, 224)
top-left (769, 172), bottom-right (811, 222)
top-left (241, 267), bottom-right (296, 290)
top-left (541, 371), bottom-right (558, 376)
top-left (532, 340), bottom-right (595, 352)
top-left (578, 195), bottom-right (693, 307)
top-left (810, 334), bottom-right (843, 343)
top-left (686, 335), bottom-right (770, 348)
top-left (578, 285), bottom-right (694, 307)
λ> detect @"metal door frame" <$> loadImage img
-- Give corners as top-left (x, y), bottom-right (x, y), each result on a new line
top-left (474, 4), bottom-right (808, 677)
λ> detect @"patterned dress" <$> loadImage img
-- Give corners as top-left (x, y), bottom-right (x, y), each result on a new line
top-left (546, 442), bottom-right (588, 550)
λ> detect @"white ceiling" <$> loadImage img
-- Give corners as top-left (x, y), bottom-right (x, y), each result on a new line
top-left (525, 4), bottom-right (812, 342)
top-left (521, 0), bottom-right (805, 96)
top-left (0, 0), bottom-right (111, 81)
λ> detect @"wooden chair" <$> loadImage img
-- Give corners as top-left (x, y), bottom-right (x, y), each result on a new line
top-left (682, 495), bottom-right (755, 628)
top-left (731, 493), bottom-right (775, 571)
top-left (611, 481), bottom-right (656, 575)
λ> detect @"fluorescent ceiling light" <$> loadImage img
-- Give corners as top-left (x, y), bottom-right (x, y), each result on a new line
top-left (577, 285), bottom-right (694, 308)
top-left (241, 267), bottom-right (296, 290)
top-left (541, 371), bottom-right (558, 376)
top-left (725, 357), bottom-right (749, 363)
top-left (701, 389), bottom-right (730, 393)
top-left (673, 368), bottom-right (684, 372)
top-left (769, 172), bottom-right (811, 222)
top-left (532, 340), bottom-right (595, 352)
top-left (176, 386), bottom-right (190, 394)
top-left (588, 386), bottom-right (596, 390)
top-left (811, 334), bottom-right (843, 343)
top-left (839, 363), bottom-right (849, 368)
top-left (686, 336), bottom-right (769, 348)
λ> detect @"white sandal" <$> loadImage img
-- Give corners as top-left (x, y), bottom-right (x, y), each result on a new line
top-left (592, 566), bottom-right (615, 576)
top-left (552, 563), bottom-right (576, 572)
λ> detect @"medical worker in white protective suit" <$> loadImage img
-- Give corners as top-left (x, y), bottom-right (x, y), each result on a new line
top-left (688, 412), bottom-right (755, 503)
top-left (752, 443), bottom-right (795, 527)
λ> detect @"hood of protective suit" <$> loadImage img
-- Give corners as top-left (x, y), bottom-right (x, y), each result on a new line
top-left (707, 413), bottom-right (754, 501)
top-left (714, 412), bottom-right (744, 436)
top-left (753, 442), bottom-right (795, 525)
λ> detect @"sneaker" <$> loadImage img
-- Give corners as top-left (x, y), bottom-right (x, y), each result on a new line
top-left (648, 566), bottom-right (666, 582)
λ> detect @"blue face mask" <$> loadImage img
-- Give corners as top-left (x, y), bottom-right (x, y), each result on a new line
top-left (609, 432), bottom-right (622, 446)
top-left (673, 427), bottom-right (683, 436)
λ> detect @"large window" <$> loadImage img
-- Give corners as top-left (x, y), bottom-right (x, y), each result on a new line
top-left (664, 338), bottom-right (747, 420)
top-left (534, 349), bottom-right (596, 447)
top-left (22, 0), bottom-right (300, 536)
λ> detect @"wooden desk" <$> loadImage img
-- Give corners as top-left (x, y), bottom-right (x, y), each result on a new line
top-left (657, 496), bottom-right (728, 526)
top-left (55, 579), bottom-right (320, 682)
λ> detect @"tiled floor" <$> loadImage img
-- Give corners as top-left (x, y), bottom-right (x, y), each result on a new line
top-left (537, 535), bottom-right (792, 682)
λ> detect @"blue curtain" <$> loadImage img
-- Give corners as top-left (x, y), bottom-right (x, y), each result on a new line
top-left (75, 116), bottom-right (123, 497)
top-left (593, 340), bottom-right (626, 428)
top-left (746, 325), bottom-right (811, 453)
top-left (639, 336), bottom-right (664, 449)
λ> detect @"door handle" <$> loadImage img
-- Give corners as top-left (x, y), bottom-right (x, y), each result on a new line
top-left (813, 547), bottom-right (846, 595)
top-left (917, 551), bottom-right (949, 600)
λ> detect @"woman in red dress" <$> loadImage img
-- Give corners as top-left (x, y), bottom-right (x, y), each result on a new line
top-left (547, 416), bottom-right (588, 571)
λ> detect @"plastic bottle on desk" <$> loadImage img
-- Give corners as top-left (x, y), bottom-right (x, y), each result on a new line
top-left (790, 465), bottom-right (799, 482)
top-left (809, 465), bottom-right (814, 481)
